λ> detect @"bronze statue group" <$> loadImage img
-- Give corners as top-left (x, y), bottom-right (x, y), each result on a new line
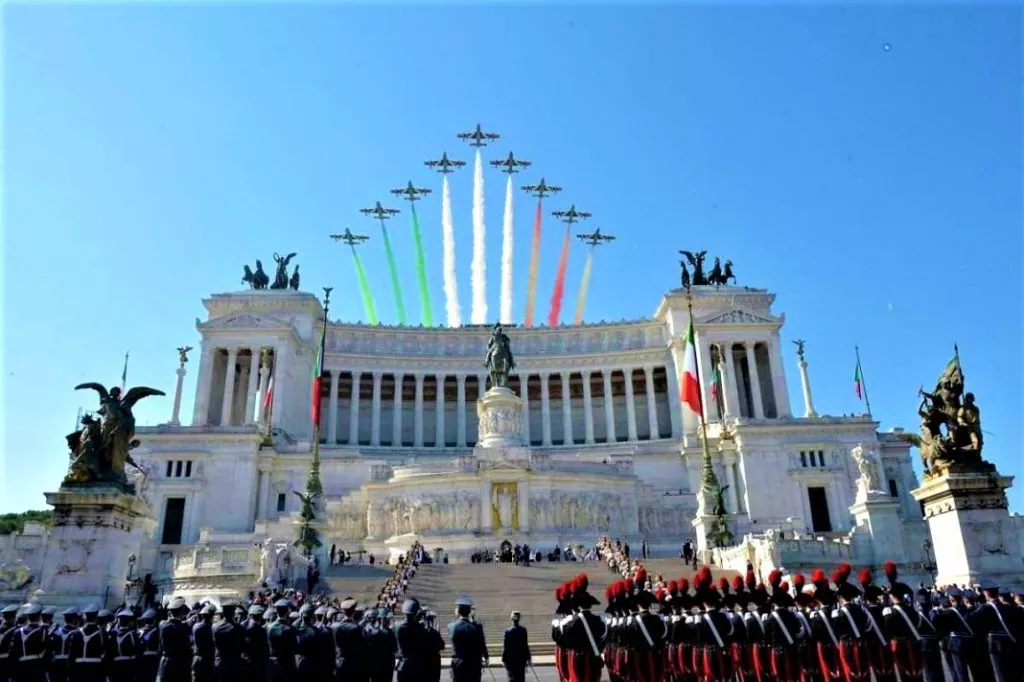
top-left (552, 561), bottom-right (1023, 682)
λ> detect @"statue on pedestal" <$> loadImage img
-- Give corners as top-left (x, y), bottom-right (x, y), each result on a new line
top-left (270, 252), bottom-right (297, 290)
top-left (898, 349), bottom-right (992, 477)
top-left (851, 443), bottom-right (885, 501)
top-left (65, 383), bottom-right (166, 490)
top-left (485, 323), bottom-right (515, 389)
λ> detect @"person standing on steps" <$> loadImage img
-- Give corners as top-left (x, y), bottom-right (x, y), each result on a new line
top-left (501, 611), bottom-right (531, 682)
top-left (449, 595), bottom-right (488, 682)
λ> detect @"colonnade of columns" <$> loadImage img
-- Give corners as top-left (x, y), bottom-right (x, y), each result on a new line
top-left (193, 346), bottom-right (274, 427)
top-left (319, 366), bottom-right (681, 449)
top-left (704, 339), bottom-right (785, 421)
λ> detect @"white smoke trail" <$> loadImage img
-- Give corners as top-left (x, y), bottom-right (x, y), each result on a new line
top-left (441, 175), bottom-right (462, 327)
top-left (499, 174), bottom-right (514, 324)
top-left (471, 149), bottom-right (487, 324)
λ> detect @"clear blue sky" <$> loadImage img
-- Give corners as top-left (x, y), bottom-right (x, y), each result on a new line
top-left (2, 3), bottom-right (1020, 513)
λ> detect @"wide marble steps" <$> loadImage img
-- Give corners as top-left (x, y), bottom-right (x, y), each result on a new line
top-left (322, 563), bottom-right (393, 606)
top-left (403, 558), bottom-right (735, 656)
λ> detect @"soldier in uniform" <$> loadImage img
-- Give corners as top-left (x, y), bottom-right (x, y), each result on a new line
top-left (212, 601), bottom-right (245, 682)
top-left (0, 604), bottom-right (20, 682)
top-left (313, 606), bottom-right (336, 682)
top-left (366, 608), bottom-right (396, 682)
top-left (630, 585), bottom-right (665, 682)
top-left (157, 598), bottom-right (192, 682)
top-left (932, 588), bottom-right (976, 682)
top-left (293, 604), bottom-right (323, 680)
top-left (791, 574), bottom-right (821, 682)
top-left (241, 605), bottom-right (269, 682)
top-left (394, 598), bottom-right (427, 682)
top-left (693, 567), bottom-right (734, 682)
top-left (568, 578), bottom-right (606, 682)
top-left (968, 579), bottom-right (1024, 682)
top-left (49, 607), bottom-right (80, 682)
top-left (67, 604), bottom-right (108, 682)
top-left (10, 602), bottom-right (48, 682)
top-left (138, 608), bottom-right (162, 682)
top-left (266, 599), bottom-right (297, 682)
top-left (331, 597), bottom-right (368, 681)
top-left (423, 609), bottom-right (446, 682)
top-left (764, 581), bottom-right (801, 682)
top-left (107, 608), bottom-right (140, 682)
top-left (502, 611), bottom-right (531, 682)
top-left (552, 585), bottom-right (573, 682)
top-left (448, 595), bottom-right (487, 682)
top-left (192, 604), bottom-right (216, 682)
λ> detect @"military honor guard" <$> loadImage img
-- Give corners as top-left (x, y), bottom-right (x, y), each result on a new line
top-left (331, 597), bottom-right (368, 681)
top-left (501, 610), bottom-right (532, 682)
top-left (449, 594), bottom-right (488, 682)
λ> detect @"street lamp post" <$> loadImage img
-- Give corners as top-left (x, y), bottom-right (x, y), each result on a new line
top-left (922, 538), bottom-right (936, 584)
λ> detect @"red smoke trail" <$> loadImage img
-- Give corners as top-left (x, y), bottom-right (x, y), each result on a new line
top-left (524, 199), bottom-right (543, 327)
top-left (547, 226), bottom-right (571, 326)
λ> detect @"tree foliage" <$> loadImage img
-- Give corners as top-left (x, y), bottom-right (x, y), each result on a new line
top-left (0, 510), bottom-right (53, 535)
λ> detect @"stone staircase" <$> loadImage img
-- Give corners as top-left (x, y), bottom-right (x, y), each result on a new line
top-left (321, 563), bottom-right (393, 605)
top-left (403, 558), bottom-right (737, 656)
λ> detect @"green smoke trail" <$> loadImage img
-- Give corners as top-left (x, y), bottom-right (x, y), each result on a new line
top-left (409, 204), bottom-right (434, 327)
top-left (351, 249), bottom-right (378, 325)
top-left (379, 224), bottom-right (407, 325)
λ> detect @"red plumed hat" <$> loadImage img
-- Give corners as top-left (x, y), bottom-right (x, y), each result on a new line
top-left (883, 561), bottom-right (898, 582)
top-left (624, 578), bottom-right (634, 592)
top-left (668, 580), bottom-right (679, 595)
top-left (745, 570), bottom-right (757, 590)
top-left (719, 577), bottom-right (730, 593)
top-left (793, 573), bottom-right (806, 589)
top-left (678, 578), bottom-right (689, 593)
top-left (604, 585), bottom-right (614, 600)
top-left (654, 588), bottom-right (665, 603)
top-left (732, 575), bottom-right (744, 592)
top-left (576, 573), bottom-right (589, 591)
top-left (779, 581), bottom-right (790, 593)
top-left (635, 568), bottom-right (648, 584)
top-left (831, 568), bottom-right (846, 585)
top-left (859, 568), bottom-right (873, 586)
top-left (811, 569), bottom-right (827, 585)
top-left (838, 563), bottom-right (852, 578)
top-left (768, 569), bottom-right (782, 588)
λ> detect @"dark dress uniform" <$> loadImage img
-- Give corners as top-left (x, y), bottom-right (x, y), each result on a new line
top-left (764, 604), bottom-right (802, 682)
top-left (330, 614), bottom-right (368, 682)
top-left (449, 617), bottom-right (487, 682)
top-left (139, 613), bottom-right (162, 682)
top-left (366, 618), bottom-right (397, 682)
top-left (241, 610), bottom-right (269, 682)
top-left (10, 612), bottom-right (48, 682)
top-left (294, 609), bottom-right (324, 681)
top-left (569, 609), bottom-right (607, 682)
top-left (192, 612), bottom-right (215, 682)
top-left (932, 596), bottom-right (977, 682)
top-left (211, 610), bottom-right (246, 682)
top-left (967, 597), bottom-right (1024, 682)
top-left (394, 617), bottom-right (427, 682)
top-left (266, 614), bottom-right (298, 682)
top-left (882, 602), bottom-right (941, 682)
top-left (0, 607), bottom-right (19, 682)
top-left (107, 616), bottom-right (141, 682)
top-left (629, 609), bottom-right (664, 682)
top-left (501, 620), bottom-right (531, 682)
top-left (69, 614), bottom-right (108, 682)
top-left (49, 611), bottom-right (80, 682)
top-left (157, 615), bottom-right (194, 682)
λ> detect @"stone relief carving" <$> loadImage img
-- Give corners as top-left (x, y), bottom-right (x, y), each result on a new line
top-left (701, 309), bottom-right (777, 325)
top-left (637, 503), bottom-right (690, 537)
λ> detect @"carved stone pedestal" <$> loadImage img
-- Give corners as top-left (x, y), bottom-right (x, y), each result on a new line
top-left (849, 493), bottom-right (905, 563)
top-left (40, 486), bottom-right (154, 608)
top-left (911, 470), bottom-right (1020, 586)
top-left (476, 387), bottom-right (525, 449)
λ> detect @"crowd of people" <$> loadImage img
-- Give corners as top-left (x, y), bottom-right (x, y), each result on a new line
top-left (551, 559), bottom-right (1023, 682)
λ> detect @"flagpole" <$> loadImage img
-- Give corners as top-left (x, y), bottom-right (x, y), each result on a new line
top-left (121, 351), bottom-right (130, 390)
top-left (686, 288), bottom-right (720, 513)
top-left (855, 345), bottom-right (873, 418)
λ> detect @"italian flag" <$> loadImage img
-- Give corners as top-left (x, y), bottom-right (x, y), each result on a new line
top-left (262, 374), bottom-right (274, 413)
top-left (311, 323), bottom-right (327, 428)
top-left (680, 321), bottom-right (703, 417)
top-left (854, 360), bottom-right (864, 399)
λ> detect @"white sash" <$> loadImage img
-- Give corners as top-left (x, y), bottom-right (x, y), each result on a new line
top-left (795, 611), bottom-right (813, 639)
top-left (636, 615), bottom-right (656, 648)
top-left (950, 608), bottom-right (974, 636)
top-left (840, 607), bottom-right (862, 639)
top-left (771, 610), bottom-right (795, 645)
top-left (577, 613), bottom-right (601, 657)
top-left (892, 606), bottom-right (921, 641)
top-left (862, 607), bottom-right (887, 645)
top-left (988, 603), bottom-right (1017, 644)
top-left (703, 614), bottom-right (725, 648)
top-left (812, 611), bottom-right (839, 646)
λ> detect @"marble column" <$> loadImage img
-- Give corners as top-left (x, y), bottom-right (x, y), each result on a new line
top-left (221, 347), bottom-right (238, 426)
top-left (603, 371), bottom-right (617, 443)
top-left (745, 343), bottom-right (765, 419)
top-left (724, 344), bottom-right (741, 417)
top-left (456, 375), bottom-right (467, 447)
top-left (582, 371), bottom-right (595, 445)
top-left (170, 363), bottom-right (187, 426)
top-left (328, 372), bottom-right (340, 444)
top-left (257, 356), bottom-right (270, 424)
top-left (540, 374), bottom-right (553, 446)
top-left (393, 373), bottom-right (405, 447)
top-left (348, 372), bottom-right (362, 446)
top-left (560, 372), bottom-right (573, 445)
top-left (371, 372), bottom-right (383, 445)
top-left (623, 368), bottom-right (638, 441)
top-left (644, 365), bottom-right (658, 438)
top-left (192, 346), bottom-right (216, 426)
top-left (520, 376), bottom-right (531, 443)
top-left (697, 337), bottom-right (716, 422)
top-left (718, 356), bottom-right (734, 420)
top-left (724, 458), bottom-right (740, 512)
top-left (768, 334), bottom-right (792, 418)
top-left (798, 357), bottom-right (817, 418)
top-left (435, 375), bottom-right (446, 448)
top-left (244, 351), bottom-right (260, 425)
top-left (252, 470), bottom-right (263, 525)
top-left (258, 470), bottom-right (271, 519)
top-left (666, 351), bottom-right (683, 438)
top-left (414, 373), bottom-right (425, 447)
